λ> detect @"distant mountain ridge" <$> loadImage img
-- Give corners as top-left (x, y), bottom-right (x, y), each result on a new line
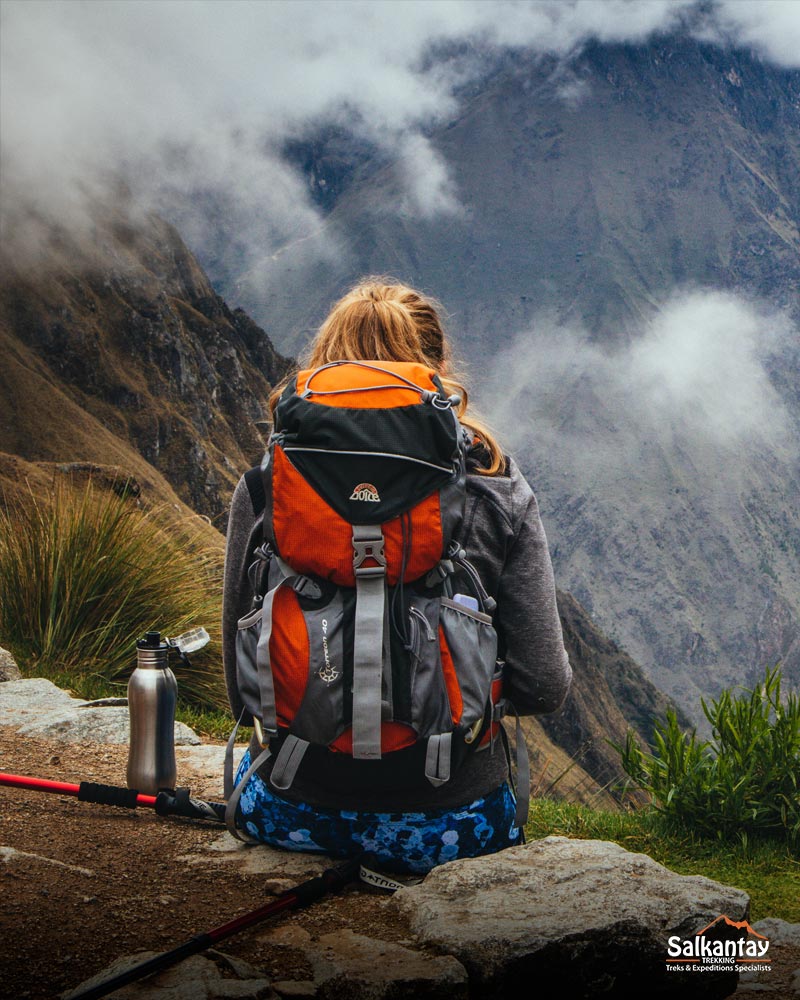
top-left (229, 38), bottom-right (800, 351)
top-left (208, 37), bottom-right (800, 724)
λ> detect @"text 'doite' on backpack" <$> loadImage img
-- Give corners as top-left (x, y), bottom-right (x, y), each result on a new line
top-left (229, 361), bottom-right (515, 824)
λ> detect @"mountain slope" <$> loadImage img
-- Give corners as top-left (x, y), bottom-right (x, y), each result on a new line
top-left (543, 590), bottom-right (689, 788)
top-left (0, 205), bottom-right (291, 523)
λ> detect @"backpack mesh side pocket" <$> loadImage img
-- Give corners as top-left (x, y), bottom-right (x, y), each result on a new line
top-left (439, 597), bottom-right (498, 734)
top-left (235, 605), bottom-right (264, 723)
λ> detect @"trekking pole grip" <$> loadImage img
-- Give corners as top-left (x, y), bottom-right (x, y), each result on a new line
top-left (290, 855), bottom-right (361, 906)
top-left (155, 788), bottom-right (226, 822)
top-left (77, 782), bottom-right (141, 809)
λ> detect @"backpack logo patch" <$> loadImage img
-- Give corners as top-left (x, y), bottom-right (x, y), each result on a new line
top-left (318, 618), bottom-right (339, 684)
top-left (349, 483), bottom-right (380, 502)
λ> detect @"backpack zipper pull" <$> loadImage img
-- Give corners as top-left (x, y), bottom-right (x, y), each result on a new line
top-left (409, 606), bottom-right (435, 642)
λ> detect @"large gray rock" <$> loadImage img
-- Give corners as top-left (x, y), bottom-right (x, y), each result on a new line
top-left (16, 705), bottom-right (201, 745)
top-left (391, 836), bottom-right (750, 999)
top-left (179, 833), bottom-right (329, 892)
top-left (752, 919), bottom-right (800, 948)
top-left (263, 927), bottom-right (468, 999)
top-left (0, 646), bottom-right (22, 682)
top-left (0, 677), bottom-right (77, 721)
top-left (0, 677), bottom-right (200, 744)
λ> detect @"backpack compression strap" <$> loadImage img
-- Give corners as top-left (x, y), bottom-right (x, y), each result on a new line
top-left (351, 525), bottom-right (387, 760)
top-left (495, 699), bottom-right (531, 830)
top-left (244, 465), bottom-right (266, 516)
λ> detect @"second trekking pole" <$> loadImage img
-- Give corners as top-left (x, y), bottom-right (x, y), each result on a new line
top-left (68, 855), bottom-right (363, 1000)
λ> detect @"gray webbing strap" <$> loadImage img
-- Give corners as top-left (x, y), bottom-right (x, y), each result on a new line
top-left (513, 712), bottom-right (531, 829)
top-left (223, 710), bottom-right (245, 801)
top-left (256, 564), bottom-right (319, 737)
top-left (498, 700), bottom-right (530, 830)
top-left (425, 732), bottom-right (452, 786)
top-left (255, 579), bottom-right (282, 736)
top-left (269, 734), bottom-right (311, 791)
top-left (352, 525), bottom-right (387, 760)
top-left (224, 742), bottom-right (272, 844)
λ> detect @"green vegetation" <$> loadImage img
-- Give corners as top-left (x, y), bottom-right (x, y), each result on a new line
top-left (525, 798), bottom-right (800, 922)
top-left (526, 666), bottom-right (800, 922)
top-left (176, 703), bottom-right (247, 742)
top-left (0, 478), bottom-right (227, 711)
top-left (615, 666), bottom-right (799, 847)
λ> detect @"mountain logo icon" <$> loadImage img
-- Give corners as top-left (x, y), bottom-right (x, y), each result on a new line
top-left (667, 914), bottom-right (771, 966)
top-left (695, 915), bottom-right (767, 939)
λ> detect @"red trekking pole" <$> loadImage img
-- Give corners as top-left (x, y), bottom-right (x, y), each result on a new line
top-left (0, 771), bottom-right (226, 822)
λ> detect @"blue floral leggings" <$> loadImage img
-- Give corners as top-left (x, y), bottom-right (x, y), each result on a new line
top-left (233, 750), bottom-right (522, 874)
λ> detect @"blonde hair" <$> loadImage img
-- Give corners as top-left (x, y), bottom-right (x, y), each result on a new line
top-left (269, 277), bottom-right (506, 475)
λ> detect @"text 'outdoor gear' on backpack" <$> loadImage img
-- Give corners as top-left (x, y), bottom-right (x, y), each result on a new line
top-left (226, 360), bottom-right (516, 836)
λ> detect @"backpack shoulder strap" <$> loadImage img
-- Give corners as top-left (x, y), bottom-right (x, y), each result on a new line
top-left (243, 465), bottom-right (265, 517)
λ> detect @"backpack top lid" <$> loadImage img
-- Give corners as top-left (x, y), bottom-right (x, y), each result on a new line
top-left (272, 360), bottom-right (464, 526)
top-left (294, 360), bottom-right (446, 409)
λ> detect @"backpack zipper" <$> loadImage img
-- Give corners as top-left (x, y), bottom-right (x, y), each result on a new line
top-left (282, 446), bottom-right (453, 475)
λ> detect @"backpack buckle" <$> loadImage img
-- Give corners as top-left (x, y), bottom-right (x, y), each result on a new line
top-left (292, 576), bottom-right (323, 599)
top-left (352, 526), bottom-right (386, 572)
top-left (252, 716), bottom-right (271, 749)
top-left (492, 699), bottom-right (508, 722)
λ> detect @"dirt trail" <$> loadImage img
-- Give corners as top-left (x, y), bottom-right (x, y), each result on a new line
top-left (0, 726), bottom-right (407, 999)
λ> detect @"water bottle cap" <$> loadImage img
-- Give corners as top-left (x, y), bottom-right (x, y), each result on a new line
top-left (137, 631), bottom-right (168, 651)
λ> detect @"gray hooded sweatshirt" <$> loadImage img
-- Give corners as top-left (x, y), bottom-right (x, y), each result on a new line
top-left (222, 450), bottom-right (572, 811)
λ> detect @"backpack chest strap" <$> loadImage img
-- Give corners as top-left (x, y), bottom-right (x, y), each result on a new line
top-left (351, 525), bottom-right (387, 760)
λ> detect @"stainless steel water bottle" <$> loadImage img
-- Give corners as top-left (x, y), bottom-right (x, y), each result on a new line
top-left (126, 630), bottom-right (178, 794)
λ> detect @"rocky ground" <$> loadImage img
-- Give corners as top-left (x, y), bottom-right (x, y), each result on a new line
top-left (1, 672), bottom-right (798, 999)
top-left (0, 725), bottom-right (418, 999)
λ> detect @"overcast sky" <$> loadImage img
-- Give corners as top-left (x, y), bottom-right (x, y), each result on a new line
top-left (2, 0), bottom-right (799, 262)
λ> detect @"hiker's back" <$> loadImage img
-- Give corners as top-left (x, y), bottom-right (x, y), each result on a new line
top-left (221, 278), bottom-right (572, 872)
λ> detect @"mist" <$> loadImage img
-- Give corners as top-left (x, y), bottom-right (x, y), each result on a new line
top-left (2, 0), bottom-right (799, 274)
top-left (480, 289), bottom-right (798, 485)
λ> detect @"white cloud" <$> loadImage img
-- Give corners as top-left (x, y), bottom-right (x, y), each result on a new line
top-left (1, 0), bottom-right (797, 271)
top-left (699, 0), bottom-right (800, 69)
top-left (395, 134), bottom-right (463, 218)
top-left (481, 290), bottom-right (796, 470)
top-left (627, 290), bottom-right (790, 440)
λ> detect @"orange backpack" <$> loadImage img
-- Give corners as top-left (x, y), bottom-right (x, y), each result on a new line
top-left (229, 361), bottom-right (505, 815)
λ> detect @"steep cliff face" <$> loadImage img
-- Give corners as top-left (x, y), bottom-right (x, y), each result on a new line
top-left (0, 206), bottom-right (291, 522)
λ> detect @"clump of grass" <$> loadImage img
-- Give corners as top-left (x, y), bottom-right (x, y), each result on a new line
top-left (615, 666), bottom-right (800, 847)
top-left (0, 477), bottom-right (227, 710)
